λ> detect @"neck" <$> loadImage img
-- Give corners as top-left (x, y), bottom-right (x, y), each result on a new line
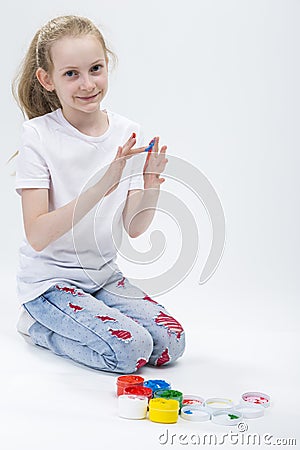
top-left (61, 108), bottom-right (108, 137)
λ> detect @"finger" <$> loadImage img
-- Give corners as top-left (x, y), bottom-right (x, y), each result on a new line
top-left (125, 132), bottom-right (137, 145)
top-left (122, 132), bottom-right (139, 153)
top-left (128, 146), bottom-right (148, 155)
top-left (144, 138), bottom-right (156, 152)
top-left (154, 136), bottom-right (159, 155)
top-left (145, 148), bottom-right (152, 165)
top-left (160, 145), bottom-right (167, 155)
top-left (123, 147), bottom-right (148, 160)
top-left (114, 146), bottom-right (123, 160)
top-left (122, 141), bottom-right (136, 155)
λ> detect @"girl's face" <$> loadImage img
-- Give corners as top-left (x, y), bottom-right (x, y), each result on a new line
top-left (43, 35), bottom-right (108, 117)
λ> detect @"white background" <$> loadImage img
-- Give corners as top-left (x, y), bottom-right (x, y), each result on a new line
top-left (1, 1), bottom-right (299, 449)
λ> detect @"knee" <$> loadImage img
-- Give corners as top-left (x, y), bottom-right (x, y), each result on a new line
top-left (171, 331), bottom-right (186, 362)
top-left (149, 317), bottom-right (186, 367)
top-left (152, 310), bottom-right (186, 366)
top-left (158, 332), bottom-right (186, 366)
top-left (114, 327), bottom-right (154, 374)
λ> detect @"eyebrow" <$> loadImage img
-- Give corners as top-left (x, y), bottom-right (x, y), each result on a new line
top-left (59, 59), bottom-right (106, 71)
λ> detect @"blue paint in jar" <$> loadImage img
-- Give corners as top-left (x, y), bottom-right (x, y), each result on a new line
top-left (144, 379), bottom-right (171, 392)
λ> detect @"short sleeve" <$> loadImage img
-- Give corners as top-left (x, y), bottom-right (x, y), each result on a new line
top-left (15, 123), bottom-right (50, 196)
top-left (128, 127), bottom-right (147, 191)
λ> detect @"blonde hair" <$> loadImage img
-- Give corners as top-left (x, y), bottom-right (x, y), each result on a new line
top-left (12, 15), bottom-right (117, 120)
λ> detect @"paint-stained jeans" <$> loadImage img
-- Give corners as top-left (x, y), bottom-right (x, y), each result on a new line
top-left (21, 275), bottom-right (185, 374)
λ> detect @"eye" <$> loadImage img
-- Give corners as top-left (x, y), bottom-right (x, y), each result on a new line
top-left (91, 64), bottom-right (103, 73)
top-left (64, 70), bottom-right (77, 77)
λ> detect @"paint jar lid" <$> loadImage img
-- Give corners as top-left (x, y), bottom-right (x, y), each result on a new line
top-left (235, 402), bottom-right (265, 419)
top-left (182, 395), bottom-right (205, 406)
top-left (241, 391), bottom-right (270, 408)
top-left (202, 397), bottom-right (235, 412)
top-left (116, 375), bottom-right (144, 387)
top-left (211, 409), bottom-right (243, 426)
top-left (181, 405), bottom-right (211, 422)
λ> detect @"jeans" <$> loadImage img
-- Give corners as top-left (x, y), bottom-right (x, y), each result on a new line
top-left (22, 275), bottom-right (185, 374)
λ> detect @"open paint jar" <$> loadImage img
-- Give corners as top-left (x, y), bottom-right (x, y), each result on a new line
top-left (149, 398), bottom-right (179, 423)
top-left (235, 403), bottom-right (265, 419)
top-left (143, 379), bottom-right (171, 393)
top-left (124, 385), bottom-right (153, 401)
top-left (241, 391), bottom-right (270, 408)
top-left (153, 389), bottom-right (183, 409)
top-left (118, 394), bottom-right (148, 419)
top-left (211, 409), bottom-right (243, 426)
top-left (182, 395), bottom-right (204, 406)
top-left (202, 397), bottom-right (235, 413)
top-left (116, 375), bottom-right (144, 396)
top-left (181, 405), bottom-right (211, 422)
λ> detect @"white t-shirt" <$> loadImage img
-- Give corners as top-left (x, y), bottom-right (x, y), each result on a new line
top-left (15, 108), bottom-right (146, 305)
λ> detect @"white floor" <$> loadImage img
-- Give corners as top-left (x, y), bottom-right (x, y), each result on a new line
top-left (1, 271), bottom-right (299, 450)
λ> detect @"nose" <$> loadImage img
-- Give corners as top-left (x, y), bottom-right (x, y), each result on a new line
top-left (80, 74), bottom-right (96, 91)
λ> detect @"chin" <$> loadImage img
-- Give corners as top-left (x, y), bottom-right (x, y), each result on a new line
top-left (79, 103), bottom-right (101, 113)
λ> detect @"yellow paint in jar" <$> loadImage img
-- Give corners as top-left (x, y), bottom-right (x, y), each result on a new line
top-left (148, 398), bottom-right (179, 423)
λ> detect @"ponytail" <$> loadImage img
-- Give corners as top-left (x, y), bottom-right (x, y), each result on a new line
top-left (12, 30), bottom-right (61, 119)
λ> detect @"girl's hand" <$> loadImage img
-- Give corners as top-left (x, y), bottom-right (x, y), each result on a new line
top-left (143, 136), bottom-right (168, 189)
top-left (116, 133), bottom-right (147, 160)
top-left (104, 133), bottom-right (146, 196)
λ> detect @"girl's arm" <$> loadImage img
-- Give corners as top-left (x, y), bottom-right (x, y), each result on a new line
top-left (122, 188), bottom-right (160, 238)
top-left (22, 182), bottom-right (108, 252)
top-left (23, 139), bottom-right (146, 252)
top-left (122, 137), bottom-right (168, 238)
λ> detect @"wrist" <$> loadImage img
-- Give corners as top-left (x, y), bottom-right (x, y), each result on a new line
top-left (143, 182), bottom-right (161, 192)
top-left (144, 173), bottom-right (163, 190)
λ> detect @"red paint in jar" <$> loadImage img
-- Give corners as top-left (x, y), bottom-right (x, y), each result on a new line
top-left (116, 375), bottom-right (144, 396)
top-left (124, 386), bottom-right (153, 401)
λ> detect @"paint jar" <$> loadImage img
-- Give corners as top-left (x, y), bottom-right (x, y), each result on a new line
top-left (182, 395), bottom-right (205, 406)
top-left (149, 398), bottom-right (179, 423)
top-left (118, 395), bottom-right (148, 419)
top-left (181, 405), bottom-right (211, 422)
top-left (211, 409), bottom-right (243, 426)
top-left (202, 397), bottom-right (234, 413)
top-left (124, 386), bottom-right (153, 401)
top-left (235, 403), bottom-right (265, 419)
top-left (143, 379), bottom-right (171, 393)
top-left (153, 389), bottom-right (183, 409)
top-left (241, 391), bottom-right (270, 408)
top-left (116, 375), bottom-right (144, 396)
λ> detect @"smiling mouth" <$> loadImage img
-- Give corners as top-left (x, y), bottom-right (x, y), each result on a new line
top-left (77, 91), bottom-right (101, 100)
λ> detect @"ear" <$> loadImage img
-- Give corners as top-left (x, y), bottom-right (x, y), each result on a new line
top-left (36, 67), bottom-right (55, 92)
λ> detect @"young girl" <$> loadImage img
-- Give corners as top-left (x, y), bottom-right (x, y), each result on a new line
top-left (14, 15), bottom-right (185, 374)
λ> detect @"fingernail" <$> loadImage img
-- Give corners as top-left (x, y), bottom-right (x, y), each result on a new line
top-left (131, 132), bottom-right (136, 139)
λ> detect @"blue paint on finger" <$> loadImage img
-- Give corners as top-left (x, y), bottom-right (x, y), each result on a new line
top-left (144, 138), bottom-right (155, 152)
